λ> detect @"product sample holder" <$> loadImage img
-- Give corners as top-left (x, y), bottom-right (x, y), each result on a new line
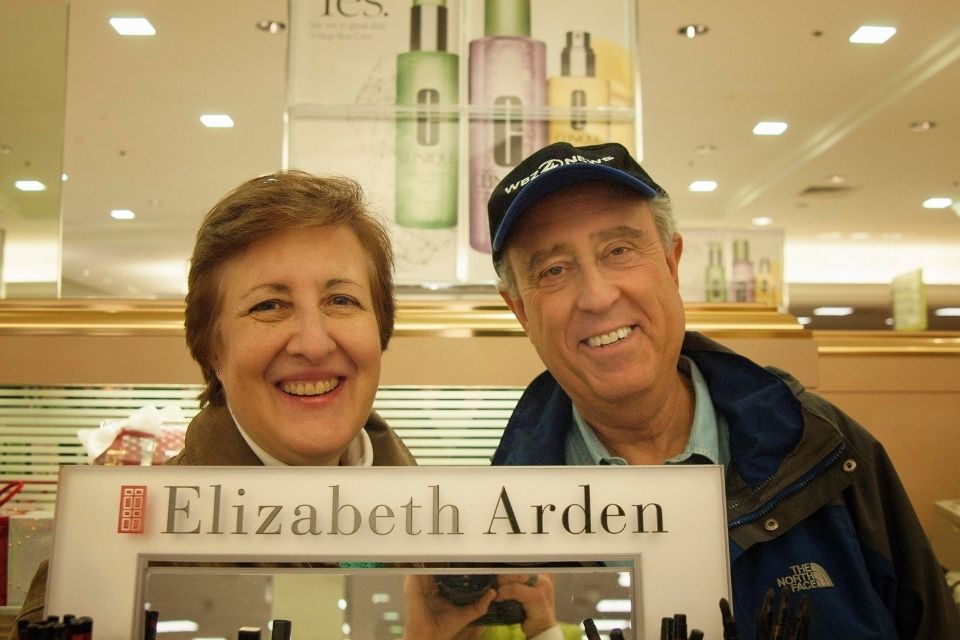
top-left (47, 465), bottom-right (730, 638)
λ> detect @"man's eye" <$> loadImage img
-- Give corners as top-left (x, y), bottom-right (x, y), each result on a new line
top-left (607, 245), bottom-right (639, 263)
top-left (540, 265), bottom-right (565, 279)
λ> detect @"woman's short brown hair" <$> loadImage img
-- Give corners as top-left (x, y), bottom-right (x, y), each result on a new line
top-left (185, 170), bottom-right (395, 408)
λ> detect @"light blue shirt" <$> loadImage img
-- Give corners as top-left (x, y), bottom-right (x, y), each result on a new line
top-left (564, 356), bottom-right (730, 466)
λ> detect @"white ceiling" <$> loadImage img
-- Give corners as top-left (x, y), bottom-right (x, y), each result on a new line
top-left (1, 0), bottom-right (959, 328)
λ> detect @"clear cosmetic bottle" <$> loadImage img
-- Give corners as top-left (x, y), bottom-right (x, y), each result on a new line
top-left (704, 241), bottom-right (727, 302)
top-left (731, 239), bottom-right (756, 302)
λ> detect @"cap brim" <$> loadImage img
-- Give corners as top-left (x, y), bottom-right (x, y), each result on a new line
top-left (491, 163), bottom-right (660, 254)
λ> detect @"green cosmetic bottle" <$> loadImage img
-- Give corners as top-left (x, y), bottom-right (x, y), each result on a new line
top-left (395, 0), bottom-right (459, 228)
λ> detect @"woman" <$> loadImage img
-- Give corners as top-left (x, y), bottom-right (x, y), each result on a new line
top-left (172, 169), bottom-right (413, 467)
top-left (11, 171), bottom-right (414, 635)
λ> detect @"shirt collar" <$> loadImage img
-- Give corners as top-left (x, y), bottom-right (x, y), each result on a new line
top-left (227, 402), bottom-right (374, 467)
top-left (565, 356), bottom-right (729, 466)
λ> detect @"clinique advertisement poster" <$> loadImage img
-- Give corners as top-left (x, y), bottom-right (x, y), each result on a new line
top-left (286, 0), bottom-right (640, 286)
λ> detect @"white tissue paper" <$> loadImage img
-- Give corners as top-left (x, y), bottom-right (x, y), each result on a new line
top-left (77, 404), bottom-right (188, 465)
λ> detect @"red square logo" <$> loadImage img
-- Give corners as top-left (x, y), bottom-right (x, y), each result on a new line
top-left (118, 485), bottom-right (147, 534)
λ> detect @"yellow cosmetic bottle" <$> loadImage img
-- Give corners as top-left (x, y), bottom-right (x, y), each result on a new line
top-left (548, 31), bottom-right (610, 145)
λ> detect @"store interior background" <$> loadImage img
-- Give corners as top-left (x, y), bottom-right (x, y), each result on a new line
top-left (0, 0), bottom-right (959, 627)
top-left (1, 0), bottom-right (959, 328)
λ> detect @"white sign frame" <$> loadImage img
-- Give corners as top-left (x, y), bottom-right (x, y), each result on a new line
top-left (47, 465), bottom-right (730, 638)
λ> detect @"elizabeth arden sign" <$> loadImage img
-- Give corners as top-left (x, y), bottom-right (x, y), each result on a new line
top-left (47, 465), bottom-right (730, 638)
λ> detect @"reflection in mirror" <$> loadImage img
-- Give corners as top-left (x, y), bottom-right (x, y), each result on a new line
top-left (0, 0), bottom-right (67, 298)
top-left (143, 562), bottom-right (635, 639)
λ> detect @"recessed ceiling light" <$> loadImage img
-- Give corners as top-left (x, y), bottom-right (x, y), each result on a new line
top-left (200, 114), bottom-right (235, 128)
top-left (813, 306), bottom-right (854, 317)
top-left (14, 180), bottom-right (46, 191)
top-left (829, 174), bottom-right (846, 184)
top-left (922, 197), bottom-right (953, 209)
top-left (61, 173), bottom-right (68, 182)
top-left (678, 24), bottom-right (709, 38)
top-left (752, 121), bottom-right (788, 136)
top-left (849, 25), bottom-right (896, 44)
top-left (110, 209), bottom-right (136, 220)
top-left (816, 231), bottom-right (843, 240)
top-left (256, 20), bottom-right (286, 33)
top-left (881, 232), bottom-right (904, 241)
top-left (797, 316), bottom-right (812, 326)
top-left (910, 121), bottom-right (936, 132)
top-left (751, 216), bottom-right (773, 226)
top-left (934, 308), bottom-right (960, 317)
top-left (596, 599), bottom-right (632, 613)
top-left (689, 180), bottom-right (717, 192)
top-left (155, 620), bottom-right (199, 634)
top-left (849, 231), bottom-right (872, 240)
top-left (109, 17), bottom-right (156, 36)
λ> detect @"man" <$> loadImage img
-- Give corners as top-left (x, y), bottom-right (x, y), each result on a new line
top-left (486, 141), bottom-right (960, 638)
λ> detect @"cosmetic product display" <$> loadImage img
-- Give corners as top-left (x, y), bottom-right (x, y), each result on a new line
top-left (143, 610), bottom-right (159, 640)
top-left (395, 0), bottom-right (459, 229)
top-left (548, 31), bottom-right (610, 145)
top-left (704, 241), bottom-right (727, 302)
top-left (582, 617), bottom-right (602, 640)
top-left (270, 619), bottom-right (292, 640)
top-left (731, 239), bottom-right (755, 302)
top-left (468, 0), bottom-right (546, 252)
top-left (754, 256), bottom-right (777, 307)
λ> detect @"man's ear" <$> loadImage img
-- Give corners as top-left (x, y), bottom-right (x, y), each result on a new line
top-left (499, 287), bottom-right (529, 332)
top-left (667, 232), bottom-right (683, 286)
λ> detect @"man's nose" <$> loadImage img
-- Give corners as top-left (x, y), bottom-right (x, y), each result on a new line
top-left (576, 264), bottom-right (619, 313)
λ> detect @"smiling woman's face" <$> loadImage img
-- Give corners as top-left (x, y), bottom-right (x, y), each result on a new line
top-left (211, 225), bottom-right (382, 465)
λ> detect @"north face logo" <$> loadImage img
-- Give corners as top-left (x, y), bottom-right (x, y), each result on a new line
top-left (776, 562), bottom-right (834, 591)
top-left (118, 485), bottom-right (147, 534)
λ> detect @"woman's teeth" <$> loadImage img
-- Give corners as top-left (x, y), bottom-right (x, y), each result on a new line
top-left (281, 378), bottom-right (340, 396)
top-left (586, 326), bottom-right (633, 348)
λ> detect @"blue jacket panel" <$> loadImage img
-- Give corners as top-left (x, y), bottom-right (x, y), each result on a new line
top-left (492, 332), bottom-right (960, 639)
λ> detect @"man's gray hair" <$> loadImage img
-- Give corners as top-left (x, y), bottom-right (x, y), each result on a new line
top-left (495, 193), bottom-right (677, 297)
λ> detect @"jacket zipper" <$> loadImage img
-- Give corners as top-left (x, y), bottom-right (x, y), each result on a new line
top-left (728, 442), bottom-right (846, 530)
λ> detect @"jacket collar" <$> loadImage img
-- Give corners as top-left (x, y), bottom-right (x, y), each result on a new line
top-left (493, 332), bottom-right (805, 487)
top-left (169, 405), bottom-right (415, 467)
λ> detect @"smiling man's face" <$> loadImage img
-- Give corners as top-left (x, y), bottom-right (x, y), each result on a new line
top-left (501, 181), bottom-right (686, 415)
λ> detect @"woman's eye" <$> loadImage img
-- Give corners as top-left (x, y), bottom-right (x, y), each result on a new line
top-left (330, 294), bottom-right (359, 307)
top-left (249, 299), bottom-right (282, 313)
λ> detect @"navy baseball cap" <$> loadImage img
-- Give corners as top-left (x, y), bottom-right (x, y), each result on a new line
top-left (487, 142), bottom-right (668, 261)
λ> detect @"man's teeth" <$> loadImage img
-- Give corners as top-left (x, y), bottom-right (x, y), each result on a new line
top-left (281, 379), bottom-right (340, 396)
top-left (586, 326), bottom-right (633, 348)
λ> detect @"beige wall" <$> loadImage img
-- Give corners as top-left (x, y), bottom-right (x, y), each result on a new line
top-left (814, 348), bottom-right (960, 569)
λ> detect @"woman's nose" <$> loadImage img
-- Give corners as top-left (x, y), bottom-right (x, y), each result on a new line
top-left (285, 314), bottom-right (337, 361)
